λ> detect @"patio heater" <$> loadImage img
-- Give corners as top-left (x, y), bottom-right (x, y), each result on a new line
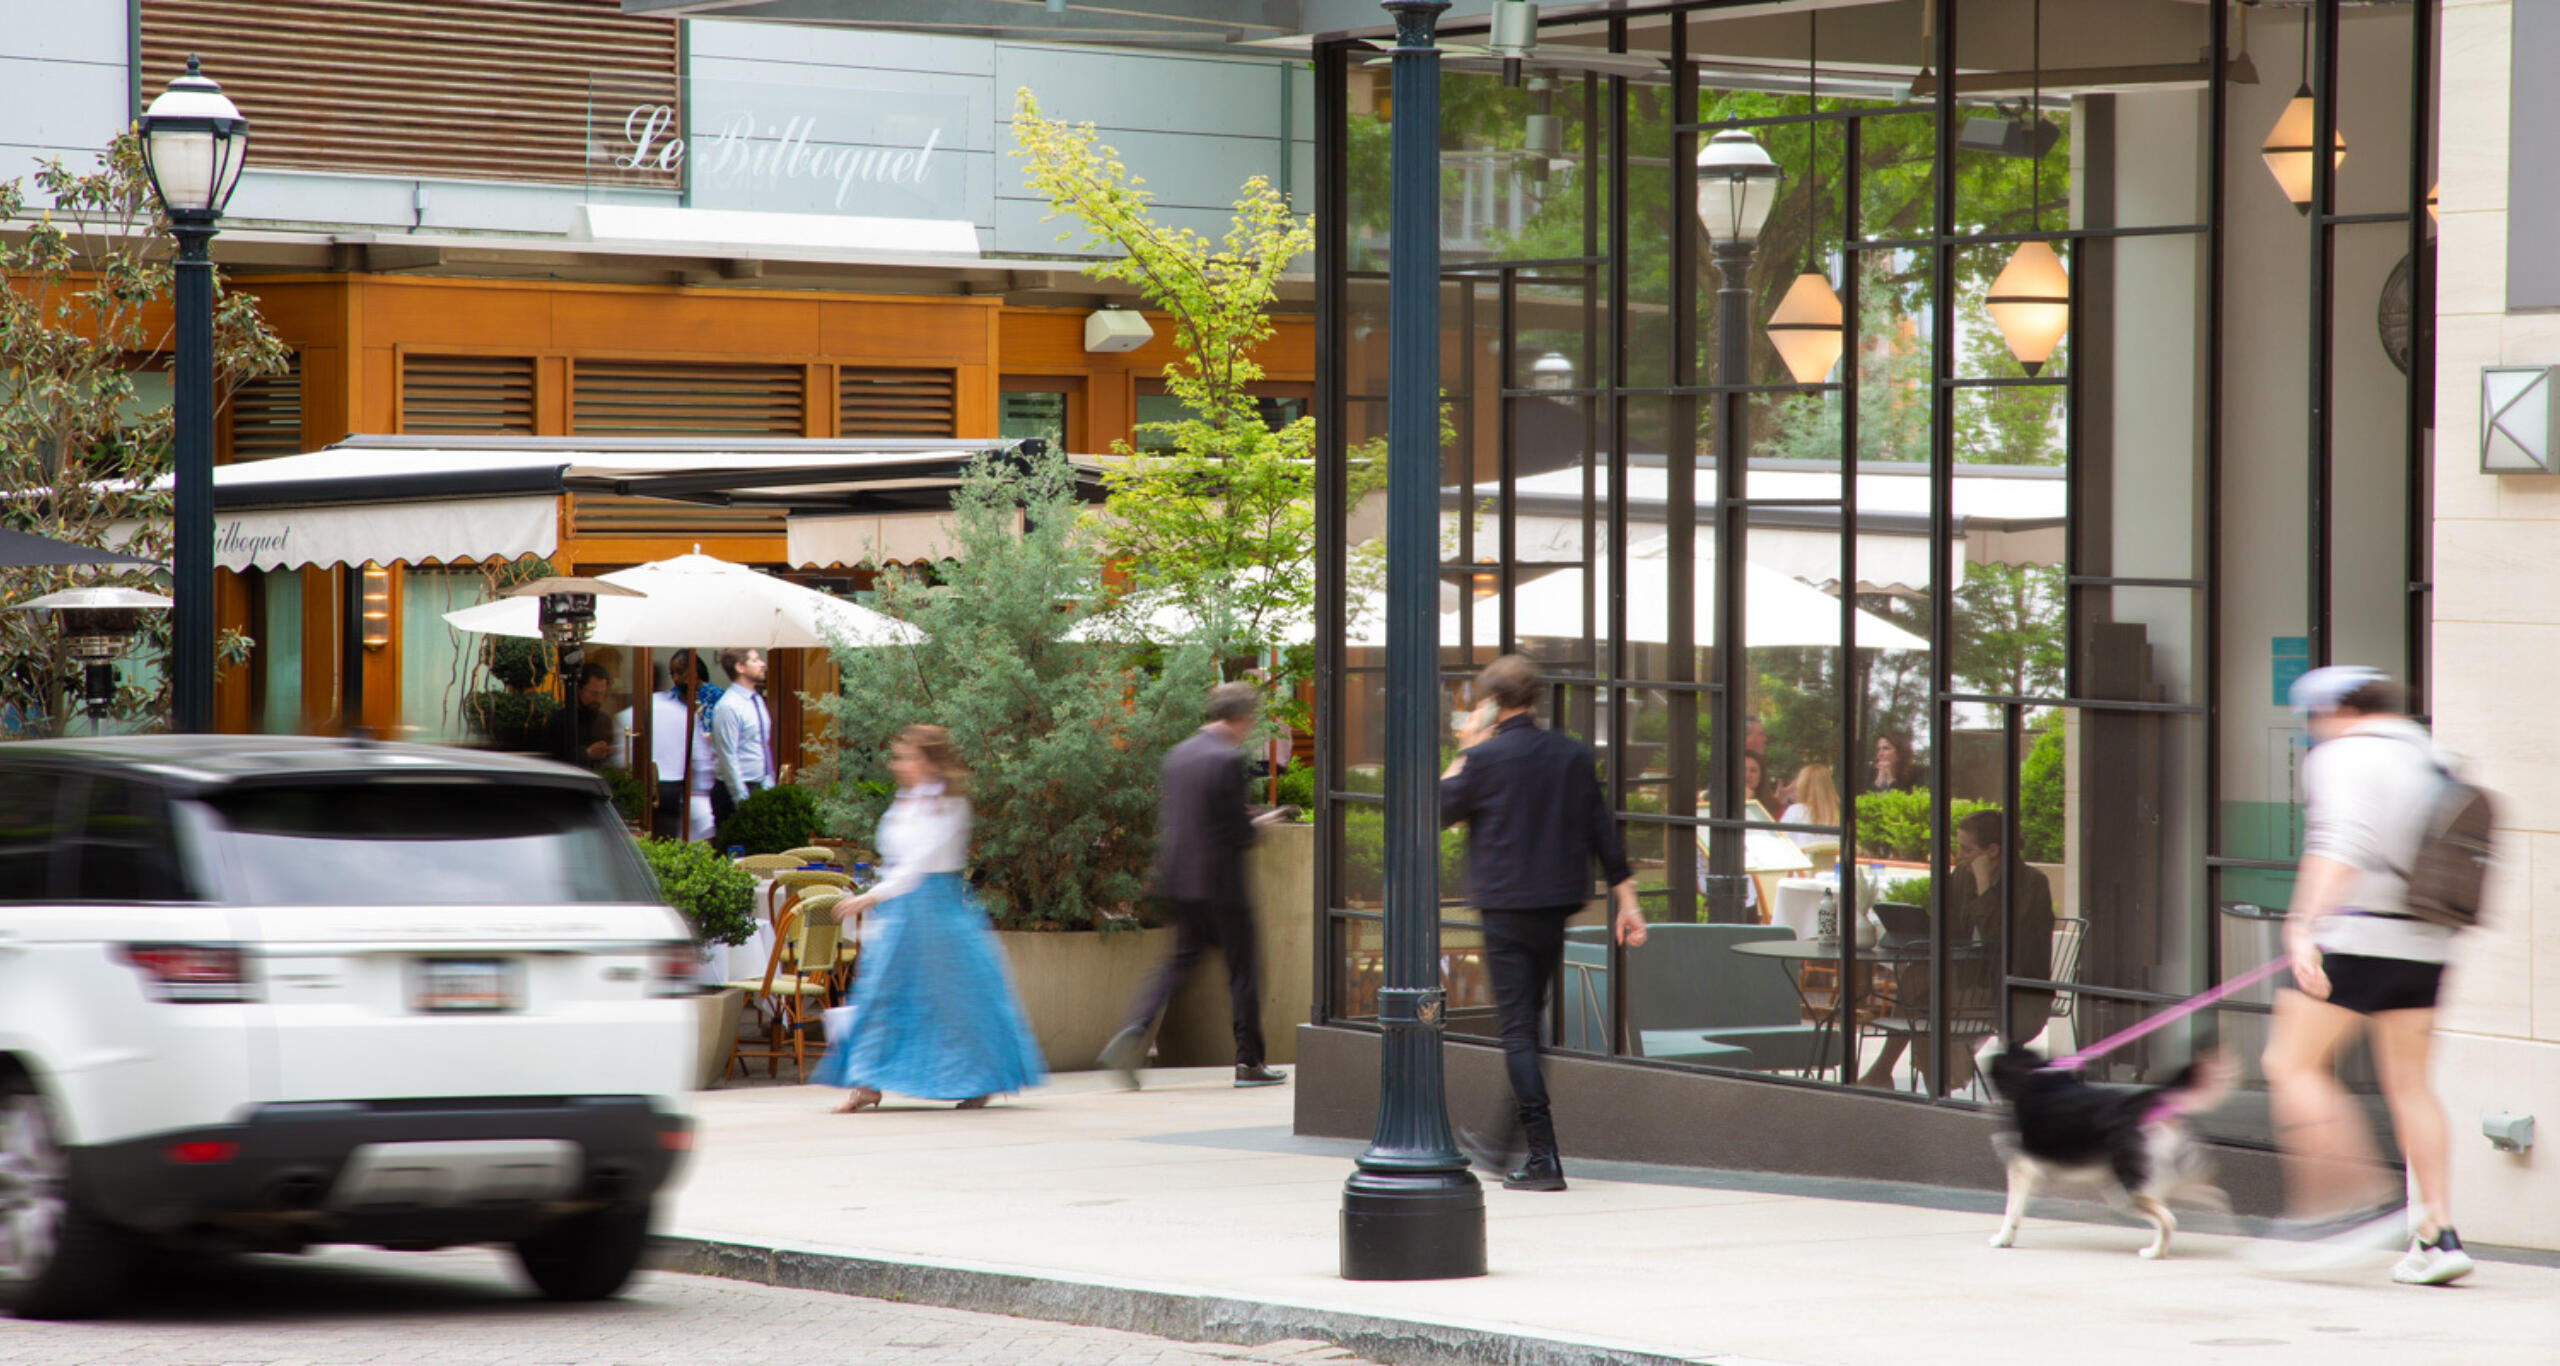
top-left (1339, 0), bottom-right (1487, 1283)
top-left (8, 587), bottom-right (173, 734)
top-left (507, 577), bottom-right (642, 765)
top-left (136, 55), bottom-right (249, 735)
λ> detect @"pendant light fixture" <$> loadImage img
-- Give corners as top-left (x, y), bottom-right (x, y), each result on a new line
top-left (2261, 8), bottom-right (2344, 213)
top-left (1768, 12), bottom-right (1845, 386)
top-left (1986, 0), bottom-right (2069, 375)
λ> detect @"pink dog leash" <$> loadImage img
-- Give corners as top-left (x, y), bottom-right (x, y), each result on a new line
top-left (2042, 956), bottom-right (2291, 1073)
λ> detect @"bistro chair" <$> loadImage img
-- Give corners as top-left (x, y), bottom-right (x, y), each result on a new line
top-left (724, 901), bottom-right (845, 1081)
top-left (736, 852), bottom-right (804, 876)
top-left (784, 845), bottom-right (841, 868)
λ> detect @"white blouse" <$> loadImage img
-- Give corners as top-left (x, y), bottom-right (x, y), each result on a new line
top-left (867, 781), bottom-right (972, 903)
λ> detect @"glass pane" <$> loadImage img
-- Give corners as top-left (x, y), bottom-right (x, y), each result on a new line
top-left (1855, 249), bottom-right (1933, 465)
top-left (2076, 584), bottom-right (2201, 707)
top-left (1333, 801), bottom-right (1385, 910)
top-left (998, 390), bottom-right (1066, 446)
top-left (1747, 529), bottom-right (1848, 854)
top-left (2329, 222), bottom-right (2418, 678)
top-left (397, 568), bottom-right (486, 745)
top-left (2041, 710), bottom-right (2207, 1010)
top-left (1338, 671), bottom-right (1386, 784)
top-left (2078, 231), bottom-right (2205, 582)
top-left (1344, 275), bottom-right (1392, 398)
top-left (258, 570), bottom-right (303, 735)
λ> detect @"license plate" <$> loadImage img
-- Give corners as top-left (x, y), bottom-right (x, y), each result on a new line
top-left (414, 959), bottom-right (515, 1013)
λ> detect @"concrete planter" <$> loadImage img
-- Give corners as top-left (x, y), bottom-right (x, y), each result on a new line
top-left (694, 987), bottom-right (747, 1090)
top-left (1159, 821), bottom-right (1316, 1068)
top-left (995, 925), bottom-right (1176, 1074)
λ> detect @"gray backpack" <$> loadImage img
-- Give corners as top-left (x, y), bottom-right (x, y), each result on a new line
top-left (2386, 736), bottom-right (2496, 930)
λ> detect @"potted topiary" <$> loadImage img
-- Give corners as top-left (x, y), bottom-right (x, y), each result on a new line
top-left (636, 838), bottom-right (759, 1088)
top-left (711, 784), bottom-right (820, 857)
top-left (814, 451), bottom-right (1216, 1070)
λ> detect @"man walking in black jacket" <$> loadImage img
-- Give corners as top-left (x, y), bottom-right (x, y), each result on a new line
top-left (1102, 682), bottom-right (1290, 1089)
top-left (1444, 655), bottom-right (1646, 1191)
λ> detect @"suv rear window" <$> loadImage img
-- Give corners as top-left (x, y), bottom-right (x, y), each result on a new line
top-left (184, 782), bottom-right (658, 906)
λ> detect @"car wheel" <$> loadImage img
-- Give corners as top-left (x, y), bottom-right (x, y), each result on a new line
top-left (0, 1075), bottom-right (128, 1320)
top-left (511, 1199), bottom-right (653, 1302)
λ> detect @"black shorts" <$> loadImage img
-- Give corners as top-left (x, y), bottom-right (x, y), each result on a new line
top-left (2320, 952), bottom-right (2444, 1015)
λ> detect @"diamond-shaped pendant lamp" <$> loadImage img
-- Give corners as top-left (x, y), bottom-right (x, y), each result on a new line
top-left (1987, 241), bottom-right (2070, 376)
top-left (2261, 86), bottom-right (2344, 213)
top-left (1767, 272), bottom-right (1845, 384)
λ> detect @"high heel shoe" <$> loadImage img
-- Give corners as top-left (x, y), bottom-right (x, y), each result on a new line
top-left (954, 1096), bottom-right (992, 1110)
top-left (832, 1088), bottom-right (882, 1114)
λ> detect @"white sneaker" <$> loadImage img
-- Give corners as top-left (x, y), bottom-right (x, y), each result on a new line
top-left (2246, 1205), bottom-right (2411, 1273)
top-left (2392, 1229), bottom-right (2476, 1286)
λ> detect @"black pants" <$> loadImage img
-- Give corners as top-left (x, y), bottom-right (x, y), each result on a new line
top-left (1482, 907), bottom-right (1573, 1154)
top-left (653, 780), bottom-right (688, 835)
top-left (708, 779), bottom-right (764, 828)
top-left (1124, 898), bottom-right (1265, 1067)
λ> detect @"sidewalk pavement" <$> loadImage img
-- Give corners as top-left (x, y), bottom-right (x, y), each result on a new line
top-left (662, 1068), bottom-right (2559, 1366)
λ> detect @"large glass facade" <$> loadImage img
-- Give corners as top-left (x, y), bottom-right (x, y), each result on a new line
top-left (1314, 0), bottom-right (2435, 1138)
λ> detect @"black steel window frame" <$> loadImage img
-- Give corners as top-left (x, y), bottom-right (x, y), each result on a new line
top-left (1313, 0), bottom-right (2437, 1112)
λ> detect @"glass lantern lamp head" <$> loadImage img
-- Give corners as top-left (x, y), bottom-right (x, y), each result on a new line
top-left (137, 54), bottom-right (250, 224)
top-left (1694, 128), bottom-right (1782, 248)
top-left (1529, 350), bottom-right (1576, 391)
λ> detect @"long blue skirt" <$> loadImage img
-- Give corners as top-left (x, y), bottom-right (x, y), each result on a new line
top-left (811, 872), bottom-right (1046, 1101)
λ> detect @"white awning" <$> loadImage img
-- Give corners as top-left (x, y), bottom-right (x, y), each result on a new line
top-left (211, 496), bottom-right (559, 572)
top-left (786, 510), bottom-right (1003, 567)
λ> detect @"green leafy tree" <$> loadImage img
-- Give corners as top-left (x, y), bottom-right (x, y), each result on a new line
top-left (812, 451), bottom-right (1217, 930)
top-left (1951, 563), bottom-right (2065, 701)
top-left (1011, 90), bottom-right (1321, 702)
top-left (2017, 720), bottom-right (2064, 864)
top-left (1, 136), bottom-right (287, 734)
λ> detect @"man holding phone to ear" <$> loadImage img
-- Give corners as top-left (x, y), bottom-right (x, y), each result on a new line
top-left (1442, 654), bottom-right (1646, 1192)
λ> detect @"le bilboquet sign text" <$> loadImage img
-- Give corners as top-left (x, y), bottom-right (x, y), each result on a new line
top-left (610, 101), bottom-right (949, 211)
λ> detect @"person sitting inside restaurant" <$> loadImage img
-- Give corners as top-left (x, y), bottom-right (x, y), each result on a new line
top-left (571, 662), bottom-right (619, 769)
top-left (1858, 807), bottom-right (2054, 1089)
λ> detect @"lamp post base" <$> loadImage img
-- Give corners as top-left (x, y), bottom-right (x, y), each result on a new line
top-left (1340, 1166), bottom-right (1486, 1281)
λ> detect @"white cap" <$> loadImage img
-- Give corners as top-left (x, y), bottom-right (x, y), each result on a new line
top-left (2288, 664), bottom-right (2387, 718)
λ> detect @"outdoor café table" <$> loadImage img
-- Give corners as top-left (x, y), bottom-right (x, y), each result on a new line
top-left (1730, 937), bottom-right (1988, 1080)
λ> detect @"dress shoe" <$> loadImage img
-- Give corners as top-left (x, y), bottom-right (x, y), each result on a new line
top-left (1098, 1025), bottom-right (1146, 1090)
top-left (1234, 1063), bottom-right (1288, 1087)
top-left (1503, 1152), bottom-right (1567, 1192)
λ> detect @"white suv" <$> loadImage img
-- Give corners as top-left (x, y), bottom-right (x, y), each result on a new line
top-left (0, 736), bottom-right (699, 1319)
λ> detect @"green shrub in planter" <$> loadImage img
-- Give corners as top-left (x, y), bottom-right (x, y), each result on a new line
top-left (599, 766), bottom-right (648, 825)
top-left (1272, 760), bottom-right (1314, 816)
top-left (638, 838), bottom-right (757, 947)
top-left (713, 784), bottom-right (821, 857)
top-left (1878, 873), bottom-right (1932, 909)
top-left (1854, 789), bottom-right (1992, 862)
top-left (2018, 723), bottom-right (2064, 864)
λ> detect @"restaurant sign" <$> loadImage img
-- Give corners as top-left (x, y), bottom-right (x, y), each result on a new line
top-left (590, 75), bottom-right (972, 222)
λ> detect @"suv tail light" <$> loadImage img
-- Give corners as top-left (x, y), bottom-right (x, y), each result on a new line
top-left (651, 942), bottom-right (701, 998)
top-left (119, 944), bottom-right (259, 1003)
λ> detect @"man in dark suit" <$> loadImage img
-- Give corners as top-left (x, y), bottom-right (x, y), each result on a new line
top-left (1103, 683), bottom-right (1289, 1089)
top-left (1444, 655), bottom-right (1647, 1192)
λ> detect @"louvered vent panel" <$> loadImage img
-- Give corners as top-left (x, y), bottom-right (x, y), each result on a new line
top-left (572, 361), bottom-right (807, 436)
top-left (401, 355), bottom-right (536, 435)
top-left (139, 0), bottom-right (678, 188)
top-left (570, 495), bottom-right (787, 539)
top-left (840, 368), bottom-right (958, 438)
top-left (226, 355), bottom-right (303, 460)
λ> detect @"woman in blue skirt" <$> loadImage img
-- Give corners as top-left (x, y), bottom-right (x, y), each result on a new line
top-left (814, 724), bottom-right (1046, 1111)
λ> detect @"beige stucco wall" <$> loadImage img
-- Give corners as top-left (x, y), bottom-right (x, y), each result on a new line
top-left (2423, 0), bottom-right (2559, 1253)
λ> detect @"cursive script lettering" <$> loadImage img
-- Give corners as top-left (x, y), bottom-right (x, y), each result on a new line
top-left (614, 104), bottom-right (942, 210)
top-left (217, 521), bottom-right (289, 562)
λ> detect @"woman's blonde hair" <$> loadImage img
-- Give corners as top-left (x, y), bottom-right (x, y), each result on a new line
top-left (1791, 763), bottom-right (1839, 827)
top-left (896, 724), bottom-right (968, 795)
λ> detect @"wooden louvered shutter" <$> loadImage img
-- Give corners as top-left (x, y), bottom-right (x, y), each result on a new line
top-left (225, 356), bottom-right (302, 460)
top-left (138, 1), bottom-right (679, 188)
top-left (401, 356), bottom-right (536, 435)
top-left (572, 361), bottom-right (807, 436)
top-left (840, 368), bottom-right (958, 438)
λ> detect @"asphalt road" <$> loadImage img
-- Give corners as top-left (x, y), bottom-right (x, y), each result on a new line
top-left (0, 1247), bottom-right (1374, 1366)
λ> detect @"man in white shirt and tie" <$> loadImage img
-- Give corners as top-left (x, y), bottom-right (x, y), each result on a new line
top-left (646, 649), bottom-right (719, 842)
top-left (711, 647), bottom-right (776, 825)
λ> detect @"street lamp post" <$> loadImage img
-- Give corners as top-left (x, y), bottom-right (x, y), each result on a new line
top-left (136, 55), bottom-right (249, 735)
top-left (1339, 0), bottom-right (1486, 1283)
top-left (1693, 128), bottom-right (1780, 923)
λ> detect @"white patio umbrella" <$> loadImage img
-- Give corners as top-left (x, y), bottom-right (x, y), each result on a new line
top-left (441, 552), bottom-right (920, 649)
top-left (1065, 566), bottom-right (1316, 647)
top-left (1345, 537), bottom-right (1926, 651)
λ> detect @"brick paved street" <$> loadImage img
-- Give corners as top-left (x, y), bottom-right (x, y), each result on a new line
top-left (0, 1247), bottom-right (1373, 1366)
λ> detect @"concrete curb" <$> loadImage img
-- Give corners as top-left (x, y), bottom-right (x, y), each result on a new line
top-left (649, 1235), bottom-right (1791, 1366)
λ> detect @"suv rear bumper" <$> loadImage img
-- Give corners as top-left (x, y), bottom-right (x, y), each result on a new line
top-left (70, 1096), bottom-right (690, 1249)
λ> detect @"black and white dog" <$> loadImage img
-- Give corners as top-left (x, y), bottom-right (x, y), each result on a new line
top-left (1976, 1037), bottom-right (2236, 1259)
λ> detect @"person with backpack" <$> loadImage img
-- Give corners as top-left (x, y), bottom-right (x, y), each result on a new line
top-left (2259, 666), bottom-right (2489, 1284)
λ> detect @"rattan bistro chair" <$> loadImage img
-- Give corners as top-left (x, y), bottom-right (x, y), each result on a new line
top-left (725, 900), bottom-right (844, 1081)
top-left (783, 846), bottom-right (841, 868)
top-left (736, 852), bottom-right (804, 876)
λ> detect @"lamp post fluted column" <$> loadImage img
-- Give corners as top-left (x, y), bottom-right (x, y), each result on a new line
top-left (170, 221), bottom-right (216, 734)
top-left (1339, 0), bottom-right (1486, 1283)
top-left (1707, 238), bottom-right (1753, 923)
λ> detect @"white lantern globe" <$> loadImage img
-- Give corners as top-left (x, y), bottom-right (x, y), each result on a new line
top-left (138, 55), bottom-right (250, 220)
top-left (1693, 129), bottom-right (1782, 246)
